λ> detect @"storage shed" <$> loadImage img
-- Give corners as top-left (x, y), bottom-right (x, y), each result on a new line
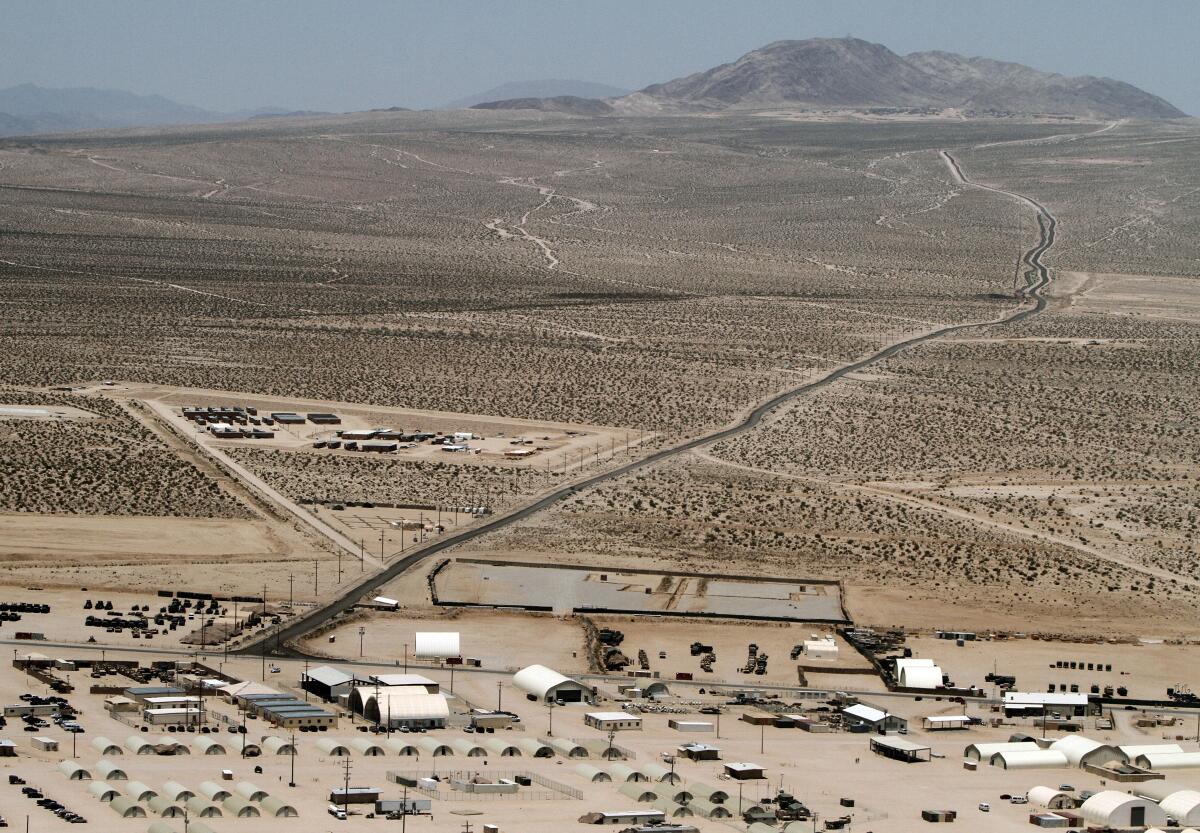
top-left (124, 781), bottom-right (158, 802)
top-left (198, 781), bottom-right (233, 802)
top-left (414, 736), bottom-right (453, 757)
top-left (260, 795), bottom-right (299, 817)
top-left (261, 736), bottom-right (297, 756)
top-left (348, 737), bottom-right (387, 757)
top-left (724, 762), bottom-right (765, 781)
top-left (481, 738), bottom-right (521, 757)
top-left (95, 759), bottom-right (128, 781)
top-left (515, 738), bottom-right (554, 758)
top-left (192, 736), bottom-right (226, 755)
top-left (513, 664), bottom-right (590, 703)
top-left (1079, 790), bottom-right (1166, 829)
top-left (576, 764), bottom-right (612, 782)
top-left (619, 782), bottom-right (658, 802)
top-left (222, 795), bottom-right (261, 817)
top-left (236, 781), bottom-right (268, 802)
top-left (383, 738), bottom-right (418, 757)
top-left (88, 782), bottom-right (120, 802)
top-left (146, 796), bottom-right (185, 818)
top-left (92, 736), bottom-right (123, 756)
top-left (184, 796), bottom-right (223, 818)
top-left (108, 796), bottom-right (146, 818)
top-left (545, 737), bottom-right (588, 758)
top-left (315, 738), bottom-right (351, 756)
top-left (58, 761), bottom-right (90, 780)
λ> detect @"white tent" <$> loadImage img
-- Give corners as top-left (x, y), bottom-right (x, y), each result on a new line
top-left (964, 741), bottom-right (1038, 761)
top-left (88, 782), bottom-right (120, 801)
top-left (513, 664), bottom-right (589, 703)
top-left (415, 631), bottom-right (461, 658)
top-left (91, 736), bottom-right (122, 756)
top-left (990, 749), bottom-right (1069, 769)
top-left (1159, 790), bottom-right (1200, 826)
top-left (1137, 752), bottom-right (1200, 770)
top-left (1117, 743), bottom-right (1184, 762)
top-left (1049, 735), bottom-right (1114, 767)
top-left (1080, 790), bottom-right (1166, 829)
top-left (1028, 786), bottom-right (1076, 809)
top-left (896, 657), bottom-right (944, 689)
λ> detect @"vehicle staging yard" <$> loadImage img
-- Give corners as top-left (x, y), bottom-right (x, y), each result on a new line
top-left (433, 559), bottom-right (848, 622)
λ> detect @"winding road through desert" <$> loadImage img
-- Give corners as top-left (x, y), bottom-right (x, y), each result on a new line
top-left (240, 144), bottom-right (1065, 656)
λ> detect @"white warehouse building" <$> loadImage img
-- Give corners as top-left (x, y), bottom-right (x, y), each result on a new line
top-left (1079, 790), bottom-right (1166, 829)
top-left (513, 665), bottom-right (591, 703)
top-left (895, 658), bottom-right (944, 690)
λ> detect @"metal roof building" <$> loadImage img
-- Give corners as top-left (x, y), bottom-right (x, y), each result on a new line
top-left (1028, 786), bottom-right (1076, 809)
top-left (300, 665), bottom-right (354, 702)
top-left (1136, 751), bottom-right (1200, 770)
top-left (964, 741), bottom-right (1038, 761)
top-left (513, 664), bottom-right (590, 703)
top-left (351, 685), bottom-right (449, 729)
top-left (895, 658), bottom-right (944, 690)
top-left (1159, 790), bottom-right (1200, 826)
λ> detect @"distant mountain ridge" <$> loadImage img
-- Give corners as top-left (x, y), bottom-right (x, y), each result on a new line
top-left (449, 79), bottom-right (629, 109)
top-left (473, 38), bottom-right (1185, 120)
top-left (0, 83), bottom-right (292, 136)
top-left (637, 39), bottom-right (1185, 118)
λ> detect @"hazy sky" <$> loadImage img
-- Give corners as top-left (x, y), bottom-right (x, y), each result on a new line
top-left (3, 0), bottom-right (1197, 114)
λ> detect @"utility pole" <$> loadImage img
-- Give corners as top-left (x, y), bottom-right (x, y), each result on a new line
top-left (341, 757), bottom-right (352, 818)
top-left (337, 550), bottom-right (343, 583)
top-left (288, 573), bottom-right (294, 608)
top-left (314, 558), bottom-right (318, 594)
top-left (497, 681), bottom-right (502, 712)
top-left (359, 626), bottom-right (366, 657)
top-left (547, 701), bottom-right (555, 737)
top-left (303, 659), bottom-right (310, 702)
top-left (403, 643), bottom-right (408, 673)
top-left (288, 729), bottom-right (296, 787)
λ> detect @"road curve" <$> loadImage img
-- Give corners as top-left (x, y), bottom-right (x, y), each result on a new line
top-left (241, 150), bottom-right (1059, 657)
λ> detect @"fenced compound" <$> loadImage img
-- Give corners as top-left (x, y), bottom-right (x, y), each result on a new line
top-left (387, 769), bottom-right (581, 801)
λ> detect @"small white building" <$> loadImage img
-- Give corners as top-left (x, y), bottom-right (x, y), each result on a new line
top-left (802, 636), bottom-right (839, 660)
top-left (842, 703), bottom-right (907, 735)
top-left (144, 707), bottom-right (202, 726)
top-left (585, 712), bottom-right (642, 731)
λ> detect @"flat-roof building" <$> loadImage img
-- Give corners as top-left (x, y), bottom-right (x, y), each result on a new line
top-left (585, 712), bottom-right (643, 731)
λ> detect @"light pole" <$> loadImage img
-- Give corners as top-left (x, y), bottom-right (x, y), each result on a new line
top-left (358, 626), bottom-right (366, 658)
top-left (288, 730), bottom-right (296, 787)
top-left (496, 681), bottom-right (502, 713)
top-left (547, 701), bottom-right (555, 737)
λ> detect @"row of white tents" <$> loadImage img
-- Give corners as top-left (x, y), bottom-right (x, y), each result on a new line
top-left (967, 736), bottom-right (1200, 771)
top-left (90, 735), bottom-right (264, 758)
top-left (1026, 782), bottom-right (1200, 830)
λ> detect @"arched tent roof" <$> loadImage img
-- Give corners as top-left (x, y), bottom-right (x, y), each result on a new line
top-left (198, 781), bottom-right (232, 802)
top-left (515, 738), bottom-right (554, 757)
top-left (192, 736), bottom-right (226, 755)
top-left (92, 736), bottom-right (122, 756)
top-left (124, 781), bottom-right (158, 802)
top-left (384, 738), bottom-right (418, 756)
top-left (315, 738), bottom-right (350, 756)
top-left (545, 737), bottom-right (587, 758)
top-left (221, 795), bottom-right (261, 817)
top-left (651, 797), bottom-right (693, 817)
top-left (1049, 735), bottom-right (1107, 766)
top-left (1117, 744), bottom-right (1184, 762)
top-left (162, 781), bottom-right (194, 802)
top-left (415, 631), bottom-right (461, 658)
top-left (1080, 790), bottom-right (1166, 828)
top-left (261, 736), bottom-right (296, 755)
top-left (146, 796), bottom-right (185, 817)
top-left (146, 823), bottom-right (176, 833)
top-left (481, 737), bottom-right (521, 757)
top-left (618, 782), bottom-right (657, 802)
top-left (235, 781), bottom-right (268, 802)
top-left (348, 737), bottom-right (386, 756)
top-left (689, 783), bottom-right (729, 803)
top-left (513, 665), bottom-right (588, 702)
top-left (88, 782), bottom-right (120, 802)
top-left (965, 741), bottom-right (1038, 761)
top-left (448, 738), bottom-right (487, 757)
top-left (899, 665), bottom-right (944, 689)
top-left (260, 796), bottom-right (299, 817)
top-left (575, 764), bottom-right (610, 782)
top-left (653, 784), bottom-right (692, 804)
top-left (638, 762), bottom-right (681, 784)
top-left (1137, 752), bottom-right (1200, 770)
top-left (1136, 780), bottom-right (1193, 802)
top-left (58, 761), bottom-right (90, 780)
top-left (690, 798), bottom-right (733, 819)
top-left (1028, 786), bottom-right (1075, 809)
top-left (1159, 790), bottom-right (1200, 826)
top-left (414, 736), bottom-right (452, 756)
top-left (95, 760), bottom-right (128, 781)
top-left (991, 749), bottom-right (1070, 769)
top-left (355, 686), bottom-right (449, 725)
top-left (184, 796), bottom-right (223, 817)
top-left (642, 681), bottom-right (671, 698)
top-left (125, 735), bottom-right (154, 755)
top-left (610, 763), bottom-right (647, 782)
top-left (108, 796), bottom-right (146, 818)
